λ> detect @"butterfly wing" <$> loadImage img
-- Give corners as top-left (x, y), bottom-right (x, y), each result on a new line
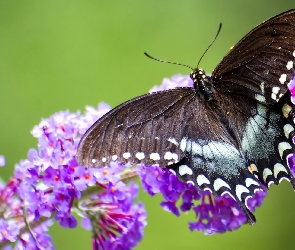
top-left (77, 87), bottom-right (237, 167)
top-left (210, 8), bottom-right (295, 198)
top-left (167, 91), bottom-right (295, 224)
top-left (212, 9), bottom-right (295, 105)
top-left (209, 8), bottom-right (295, 200)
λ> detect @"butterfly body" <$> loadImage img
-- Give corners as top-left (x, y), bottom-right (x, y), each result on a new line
top-left (77, 9), bottom-right (295, 224)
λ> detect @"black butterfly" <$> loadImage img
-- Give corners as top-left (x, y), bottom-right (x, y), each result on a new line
top-left (76, 9), bottom-right (295, 224)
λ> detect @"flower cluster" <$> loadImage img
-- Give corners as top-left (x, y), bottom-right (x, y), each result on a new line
top-left (0, 104), bottom-right (146, 249)
top-left (288, 74), bottom-right (295, 105)
top-left (0, 73), bottom-right (279, 249)
top-left (287, 74), bottom-right (295, 176)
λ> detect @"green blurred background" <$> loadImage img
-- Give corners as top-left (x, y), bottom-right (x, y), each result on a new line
top-left (1, 1), bottom-right (295, 249)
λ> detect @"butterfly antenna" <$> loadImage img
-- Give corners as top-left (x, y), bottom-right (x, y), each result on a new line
top-left (196, 23), bottom-right (222, 69)
top-left (144, 52), bottom-right (194, 70)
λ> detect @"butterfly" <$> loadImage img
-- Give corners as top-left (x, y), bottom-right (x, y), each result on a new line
top-left (76, 9), bottom-right (295, 224)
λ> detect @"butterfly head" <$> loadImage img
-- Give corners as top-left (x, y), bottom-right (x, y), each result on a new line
top-left (190, 68), bottom-right (214, 101)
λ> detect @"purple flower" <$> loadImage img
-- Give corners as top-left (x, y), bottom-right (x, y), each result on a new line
top-left (0, 155), bottom-right (5, 167)
top-left (55, 212), bottom-right (77, 228)
top-left (15, 220), bottom-right (54, 250)
top-left (0, 219), bottom-right (20, 242)
top-left (73, 166), bottom-right (96, 191)
top-left (80, 181), bottom-right (146, 250)
top-left (288, 74), bottom-right (295, 104)
top-left (181, 183), bottom-right (201, 211)
top-left (149, 74), bottom-right (193, 92)
top-left (287, 153), bottom-right (295, 176)
top-left (137, 165), bottom-right (163, 195)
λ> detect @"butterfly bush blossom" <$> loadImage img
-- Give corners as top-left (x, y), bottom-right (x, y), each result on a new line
top-left (0, 74), bottom-right (269, 249)
top-left (287, 74), bottom-right (295, 176)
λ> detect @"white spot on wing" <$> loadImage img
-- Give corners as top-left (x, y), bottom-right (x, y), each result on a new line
top-left (112, 155), bottom-right (118, 161)
top-left (180, 138), bottom-right (188, 152)
top-left (164, 152), bottom-right (173, 160)
top-left (168, 137), bottom-right (178, 146)
top-left (196, 175), bottom-right (210, 186)
top-left (191, 142), bottom-right (202, 155)
top-left (123, 152), bottom-right (131, 159)
top-left (271, 93), bottom-right (277, 100)
top-left (274, 163), bottom-right (288, 178)
top-left (260, 82), bottom-right (265, 93)
top-left (172, 153), bottom-right (178, 161)
top-left (102, 157), bottom-right (107, 162)
top-left (271, 93), bottom-right (277, 101)
top-left (270, 87), bottom-right (281, 101)
top-left (263, 168), bottom-right (273, 182)
top-left (92, 159), bottom-right (96, 163)
top-left (235, 185), bottom-right (249, 201)
top-left (255, 82), bottom-right (265, 102)
top-left (255, 94), bottom-right (266, 102)
top-left (283, 124), bottom-right (294, 138)
top-left (164, 152), bottom-right (179, 162)
top-left (213, 178), bottom-right (231, 191)
top-left (287, 61), bottom-right (294, 70)
top-left (136, 152), bottom-right (145, 160)
top-left (293, 50), bottom-right (295, 57)
top-left (179, 165), bottom-right (193, 176)
top-left (272, 86), bottom-right (280, 94)
top-left (278, 142), bottom-right (292, 159)
top-left (245, 178), bottom-right (259, 187)
top-left (150, 153), bottom-right (160, 161)
top-left (279, 74), bottom-right (287, 84)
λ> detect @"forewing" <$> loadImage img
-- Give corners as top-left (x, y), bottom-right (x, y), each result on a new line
top-left (213, 9), bottom-right (295, 105)
top-left (76, 88), bottom-right (234, 167)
